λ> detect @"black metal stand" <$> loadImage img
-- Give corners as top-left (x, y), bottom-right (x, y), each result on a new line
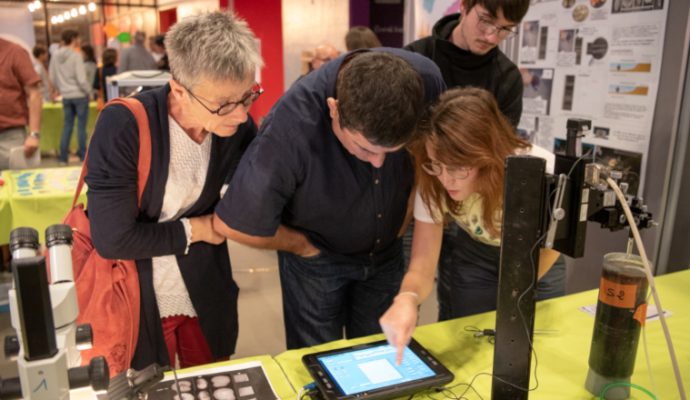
top-left (491, 156), bottom-right (546, 400)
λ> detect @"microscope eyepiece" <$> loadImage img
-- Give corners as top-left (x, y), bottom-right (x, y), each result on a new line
top-left (45, 224), bottom-right (73, 247)
top-left (9, 227), bottom-right (39, 253)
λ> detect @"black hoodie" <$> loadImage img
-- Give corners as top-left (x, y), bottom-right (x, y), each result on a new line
top-left (405, 13), bottom-right (523, 127)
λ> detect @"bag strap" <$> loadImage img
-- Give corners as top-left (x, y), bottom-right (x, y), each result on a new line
top-left (72, 97), bottom-right (152, 209)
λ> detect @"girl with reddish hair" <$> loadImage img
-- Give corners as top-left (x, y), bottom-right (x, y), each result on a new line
top-left (380, 87), bottom-right (562, 362)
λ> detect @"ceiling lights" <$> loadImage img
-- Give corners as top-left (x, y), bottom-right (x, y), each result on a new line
top-left (46, 2), bottom-right (97, 25)
top-left (27, 0), bottom-right (41, 12)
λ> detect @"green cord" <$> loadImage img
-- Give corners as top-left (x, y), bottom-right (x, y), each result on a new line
top-left (599, 382), bottom-right (657, 400)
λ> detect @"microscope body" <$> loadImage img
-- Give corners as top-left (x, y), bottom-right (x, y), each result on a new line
top-left (48, 281), bottom-right (81, 367)
top-left (3, 227), bottom-right (108, 400)
top-left (10, 256), bottom-right (71, 400)
top-left (16, 348), bottom-right (70, 400)
top-left (47, 240), bottom-right (82, 367)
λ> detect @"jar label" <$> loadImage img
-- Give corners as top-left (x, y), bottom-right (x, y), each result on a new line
top-left (598, 277), bottom-right (638, 309)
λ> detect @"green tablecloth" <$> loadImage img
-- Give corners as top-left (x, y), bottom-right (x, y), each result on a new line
top-left (0, 177), bottom-right (11, 246)
top-left (40, 102), bottom-right (99, 155)
top-left (274, 270), bottom-right (690, 399)
top-left (0, 166), bottom-right (86, 245)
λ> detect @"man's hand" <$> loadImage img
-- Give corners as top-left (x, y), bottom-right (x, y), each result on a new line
top-left (380, 292), bottom-right (419, 365)
top-left (190, 214), bottom-right (226, 245)
top-left (293, 232), bottom-right (320, 258)
top-left (23, 135), bottom-right (39, 158)
top-left (295, 236), bottom-right (321, 258)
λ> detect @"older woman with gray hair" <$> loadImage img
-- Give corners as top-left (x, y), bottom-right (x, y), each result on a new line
top-left (85, 11), bottom-right (263, 370)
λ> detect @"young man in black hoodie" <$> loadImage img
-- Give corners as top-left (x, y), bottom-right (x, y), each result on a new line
top-left (406, 0), bottom-right (529, 127)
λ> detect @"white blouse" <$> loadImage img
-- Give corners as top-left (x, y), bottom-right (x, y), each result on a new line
top-left (152, 116), bottom-right (212, 318)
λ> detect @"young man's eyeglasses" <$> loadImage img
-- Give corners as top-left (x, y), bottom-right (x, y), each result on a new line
top-left (421, 161), bottom-right (472, 180)
top-left (474, 8), bottom-right (519, 38)
top-left (186, 83), bottom-right (263, 116)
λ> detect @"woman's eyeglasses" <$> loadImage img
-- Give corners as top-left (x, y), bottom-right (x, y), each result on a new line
top-left (421, 161), bottom-right (472, 180)
top-left (186, 83), bottom-right (264, 116)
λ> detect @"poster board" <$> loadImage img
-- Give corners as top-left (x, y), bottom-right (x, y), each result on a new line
top-left (517, 0), bottom-right (668, 195)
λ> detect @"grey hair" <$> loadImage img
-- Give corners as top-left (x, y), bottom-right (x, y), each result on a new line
top-left (165, 11), bottom-right (263, 88)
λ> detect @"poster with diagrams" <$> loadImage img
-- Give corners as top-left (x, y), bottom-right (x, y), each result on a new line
top-left (407, 0), bottom-right (458, 41)
top-left (517, 0), bottom-right (667, 194)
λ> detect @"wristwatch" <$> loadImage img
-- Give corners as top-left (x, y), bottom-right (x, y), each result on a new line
top-left (29, 131), bottom-right (40, 139)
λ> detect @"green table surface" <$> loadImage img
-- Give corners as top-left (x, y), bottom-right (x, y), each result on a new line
top-left (0, 176), bottom-right (11, 246)
top-left (0, 166), bottom-right (86, 245)
top-left (40, 101), bottom-right (98, 155)
top-left (274, 269), bottom-right (690, 399)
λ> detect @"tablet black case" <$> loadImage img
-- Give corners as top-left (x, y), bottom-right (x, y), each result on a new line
top-left (301, 338), bottom-right (454, 400)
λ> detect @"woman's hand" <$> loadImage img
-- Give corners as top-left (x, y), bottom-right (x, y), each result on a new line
top-left (379, 292), bottom-right (419, 365)
top-left (190, 214), bottom-right (226, 245)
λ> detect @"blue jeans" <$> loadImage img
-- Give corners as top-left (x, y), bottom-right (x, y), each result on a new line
top-left (438, 224), bottom-right (566, 320)
top-left (60, 97), bottom-right (89, 162)
top-left (278, 242), bottom-right (405, 349)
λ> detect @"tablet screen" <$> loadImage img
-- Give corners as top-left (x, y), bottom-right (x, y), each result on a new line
top-left (316, 344), bottom-right (436, 395)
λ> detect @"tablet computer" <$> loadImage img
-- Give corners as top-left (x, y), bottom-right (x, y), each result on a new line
top-left (302, 338), bottom-right (454, 400)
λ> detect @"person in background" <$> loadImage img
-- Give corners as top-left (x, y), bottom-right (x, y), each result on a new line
top-left (49, 29), bottom-right (91, 163)
top-left (380, 88), bottom-right (560, 362)
top-left (0, 37), bottom-right (42, 170)
top-left (81, 44), bottom-right (97, 99)
top-left (405, 0), bottom-right (527, 127)
top-left (292, 43), bottom-right (340, 87)
top-left (309, 44), bottom-right (339, 72)
top-left (150, 34), bottom-right (169, 71)
top-left (32, 45), bottom-right (57, 102)
top-left (118, 30), bottom-right (157, 73)
top-left (405, 0), bottom-right (566, 298)
top-left (86, 11), bottom-right (262, 370)
top-left (213, 49), bottom-right (445, 350)
top-left (345, 26), bottom-right (382, 51)
top-left (48, 41), bottom-right (61, 57)
top-left (94, 48), bottom-right (118, 104)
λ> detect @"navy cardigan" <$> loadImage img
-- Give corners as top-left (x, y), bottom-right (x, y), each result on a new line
top-left (85, 84), bottom-right (256, 368)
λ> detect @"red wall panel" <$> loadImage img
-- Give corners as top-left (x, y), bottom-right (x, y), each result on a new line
top-left (230, 0), bottom-right (284, 124)
top-left (159, 8), bottom-right (178, 34)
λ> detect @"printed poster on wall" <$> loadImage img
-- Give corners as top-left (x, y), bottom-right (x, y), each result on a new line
top-left (517, 0), bottom-right (667, 195)
top-left (405, 0), bottom-right (458, 43)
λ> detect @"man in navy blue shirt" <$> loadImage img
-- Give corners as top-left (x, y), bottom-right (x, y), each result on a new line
top-left (214, 49), bottom-right (445, 349)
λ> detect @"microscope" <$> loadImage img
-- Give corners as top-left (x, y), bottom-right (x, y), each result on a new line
top-left (490, 119), bottom-right (654, 399)
top-left (2, 226), bottom-right (108, 399)
top-left (1, 226), bottom-right (165, 399)
top-left (5, 225), bottom-right (93, 367)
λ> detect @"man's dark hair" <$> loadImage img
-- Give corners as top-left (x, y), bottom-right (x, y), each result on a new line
top-left (335, 52), bottom-right (424, 147)
top-left (463, 0), bottom-right (530, 23)
top-left (32, 45), bottom-right (47, 58)
top-left (81, 44), bottom-right (96, 63)
top-left (153, 34), bottom-right (166, 49)
top-left (345, 26), bottom-right (382, 51)
top-left (102, 48), bottom-right (118, 66)
top-left (61, 29), bottom-right (80, 45)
